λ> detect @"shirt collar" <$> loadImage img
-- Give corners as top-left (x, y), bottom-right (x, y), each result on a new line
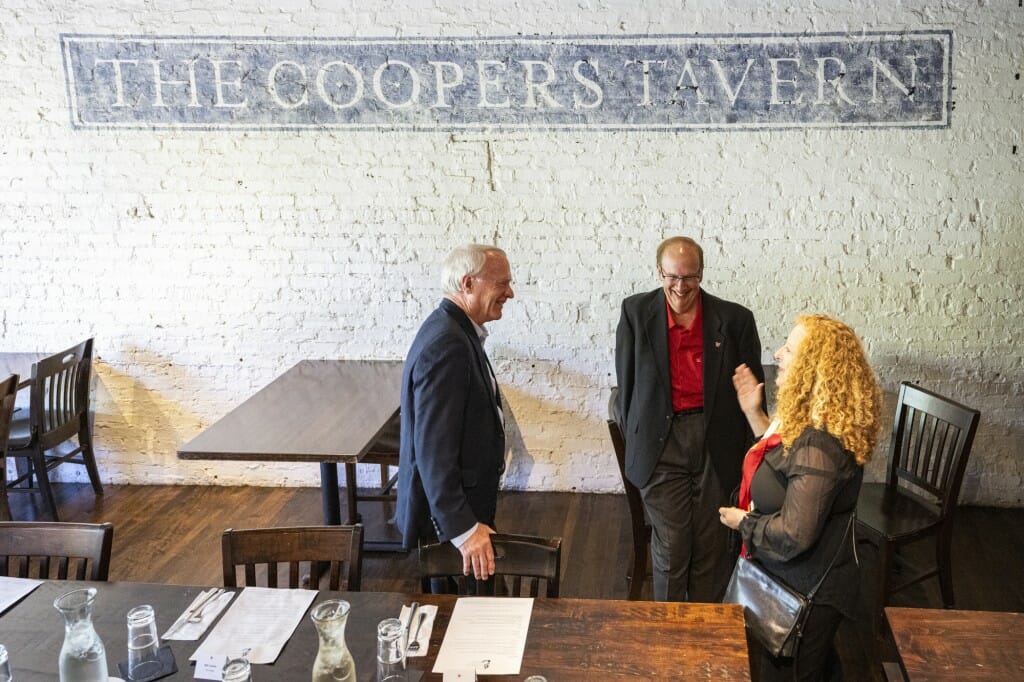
top-left (666, 295), bottom-right (703, 330)
top-left (471, 319), bottom-right (488, 344)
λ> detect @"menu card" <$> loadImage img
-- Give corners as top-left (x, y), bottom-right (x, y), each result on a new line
top-left (432, 597), bottom-right (533, 675)
top-left (0, 576), bottom-right (42, 615)
top-left (189, 587), bottom-right (316, 664)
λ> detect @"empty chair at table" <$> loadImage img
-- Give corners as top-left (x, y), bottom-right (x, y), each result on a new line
top-left (0, 520), bottom-right (113, 580)
top-left (419, 533), bottom-right (561, 597)
top-left (222, 525), bottom-right (363, 591)
top-left (0, 374), bottom-right (19, 521)
top-left (856, 382), bottom-right (981, 614)
top-left (6, 339), bottom-right (103, 521)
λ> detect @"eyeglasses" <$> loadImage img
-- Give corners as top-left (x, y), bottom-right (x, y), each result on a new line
top-left (659, 269), bottom-right (702, 285)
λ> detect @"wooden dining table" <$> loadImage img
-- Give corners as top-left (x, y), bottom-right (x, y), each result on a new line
top-left (177, 359), bottom-right (404, 549)
top-left (0, 580), bottom-right (751, 680)
top-left (886, 606), bottom-right (1024, 680)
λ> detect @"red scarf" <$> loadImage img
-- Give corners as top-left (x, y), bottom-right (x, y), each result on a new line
top-left (737, 433), bottom-right (782, 557)
top-left (738, 433), bottom-right (782, 516)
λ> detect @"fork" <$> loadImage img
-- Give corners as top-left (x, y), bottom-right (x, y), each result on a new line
top-left (187, 588), bottom-right (225, 622)
top-left (406, 612), bottom-right (428, 653)
top-left (164, 588), bottom-right (222, 637)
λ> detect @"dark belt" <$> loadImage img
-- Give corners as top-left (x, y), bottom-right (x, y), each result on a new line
top-left (673, 407), bottom-right (704, 417)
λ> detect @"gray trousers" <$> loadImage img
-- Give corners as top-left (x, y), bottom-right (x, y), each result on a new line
top-left (639, 412), bottom-right (734, 603)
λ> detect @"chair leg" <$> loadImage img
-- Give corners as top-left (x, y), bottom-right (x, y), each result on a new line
top-left (80, 424), bottom-right (104, 495)
top-left (0, 489), bottom-right (11, 522)
top-left (936, 529), bottom-right (956, 608)
top-left (32, 446), bottom-right (60, 521)
top-left (628, 537), bottom-right (646, 601)
top-left (873, 540), bottom-right (895, 643)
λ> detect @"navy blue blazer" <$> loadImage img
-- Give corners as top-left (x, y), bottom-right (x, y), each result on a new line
top-left (614, 288), bottom-right (764, 491)
top-left (396, 298), bottom-right (506, 549)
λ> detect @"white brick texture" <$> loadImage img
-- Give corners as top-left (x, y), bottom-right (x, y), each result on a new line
top-left (1, 1), bottom-right (1022, 505)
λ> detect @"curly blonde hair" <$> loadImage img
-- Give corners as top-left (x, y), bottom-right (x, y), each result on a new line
top-left (774, 314), bottom-right (882, 464)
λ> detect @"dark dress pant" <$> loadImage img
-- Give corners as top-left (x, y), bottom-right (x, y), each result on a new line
top-left (638, 412), bottom-right (734, 602)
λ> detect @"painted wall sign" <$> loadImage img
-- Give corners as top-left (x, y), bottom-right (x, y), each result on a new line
top-left (62, 32), bottom-right (952, 131)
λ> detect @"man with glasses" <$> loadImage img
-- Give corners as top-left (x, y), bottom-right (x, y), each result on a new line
top-left (614, 236), bottom-right (764, 602)
top-left (397, 244), bottom-right (514, 583)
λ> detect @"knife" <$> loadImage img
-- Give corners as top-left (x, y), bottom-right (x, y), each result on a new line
top-left (404, 601), bottom-right (419, 661)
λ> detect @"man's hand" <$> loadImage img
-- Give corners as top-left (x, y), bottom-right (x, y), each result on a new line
top-left (457, 524), bottom-right (496, 580)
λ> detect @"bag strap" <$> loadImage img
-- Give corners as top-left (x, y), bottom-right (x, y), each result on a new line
top-left (803, 510), bottom-right (855, 602)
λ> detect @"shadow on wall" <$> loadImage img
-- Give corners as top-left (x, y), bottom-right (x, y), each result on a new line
top-left (68, 347), bottom-right (207, 484)
top-left (496, 356), bottom-right (621, 493)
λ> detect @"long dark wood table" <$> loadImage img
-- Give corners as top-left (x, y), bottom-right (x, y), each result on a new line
top-left (177, 360), bottom-right (403, 547)
top-left (0, 580), bottom-right (751, 680)
top-left (886, 606), bottom-right (1024, 680)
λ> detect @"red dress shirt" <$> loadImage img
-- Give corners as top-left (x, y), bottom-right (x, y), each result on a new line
top-left (666, 298), bottom-right (704, 412)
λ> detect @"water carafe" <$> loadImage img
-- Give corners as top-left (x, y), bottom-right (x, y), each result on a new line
top-left (54, 588), bottom-right (108, 682)
top-left (310, 599), bottom-right (356, 682)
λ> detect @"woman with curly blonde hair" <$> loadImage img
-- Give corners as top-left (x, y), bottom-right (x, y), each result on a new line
top-left (719, 314), bottom-right (882, 681)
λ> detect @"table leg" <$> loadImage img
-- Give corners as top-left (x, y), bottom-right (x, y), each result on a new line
top-left (319, 462), bottom-right (341, 525)
top-left (345, 462), bottom-right (360, 525)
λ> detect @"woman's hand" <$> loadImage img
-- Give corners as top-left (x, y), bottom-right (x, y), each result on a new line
top-left (732, 364), bottom-right (770, 436)
top-left (718, 506), bottom-right (747, 530)
top-left (732, 364), bottom-right (764, 414)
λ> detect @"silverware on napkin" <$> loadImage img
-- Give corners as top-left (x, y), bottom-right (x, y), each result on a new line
top-left (165, 588), bottom-right (225, 637)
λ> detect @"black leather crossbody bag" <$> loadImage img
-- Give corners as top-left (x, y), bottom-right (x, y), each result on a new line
top-left (723, 513), bottom-right (855, 658)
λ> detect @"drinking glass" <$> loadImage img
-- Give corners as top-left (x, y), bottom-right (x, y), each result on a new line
top-left (126, 605), bottom-right (161, 680)
top-left (0, 643), bottom-right (13, 682)
top-left (376, 618), bottom-right (406, 681)
top-left (222, 656), bottom-right (252, 682)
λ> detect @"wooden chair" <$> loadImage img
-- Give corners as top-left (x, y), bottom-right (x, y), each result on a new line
top-left (857, 382), bottom-right (981, 614)
top-left (607, 388), bottom-right (651, 601)
top-left (0, 374), bottom-right (19, 521)
top-left (222, 525), bottom-right (363, 591)
top-left (607, 418), bottom-right (652, 601)
top-left (0, 521), bottom-right (113, 580)
top-left (419, 533), bottom-right (561, 598)
top-left (6, 339), bottom-right (103, 521)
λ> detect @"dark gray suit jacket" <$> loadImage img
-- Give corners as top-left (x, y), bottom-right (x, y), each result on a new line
top-left (396, 299), bottom-right (506, 549)
top-left (614, 288), bottom-right (764, 492)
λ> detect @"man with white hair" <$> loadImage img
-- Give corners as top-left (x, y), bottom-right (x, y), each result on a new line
top-left (396, 244), bottom-right (514, 581)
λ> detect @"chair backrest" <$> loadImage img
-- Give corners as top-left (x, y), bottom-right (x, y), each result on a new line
top-left (29, 338), bottom-right (93, 449)
top-left (419, 533), bottom-right (562, 598)
top-left (222, 525), bottom-right (363, 591)
top-left (0, 521), bottom-right (113, 580)
top-left (0, 375), bottom-right (19, 520)
top-left (608, 418), bottom-right (647, 522)
top-left (886, 382), bottom-right (981, 511)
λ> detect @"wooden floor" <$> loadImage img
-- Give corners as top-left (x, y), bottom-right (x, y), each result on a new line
top-left (8, 483), bottom-right (1024, 681)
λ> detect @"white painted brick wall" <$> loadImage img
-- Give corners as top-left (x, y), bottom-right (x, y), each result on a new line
top-left (1, 1), bottom-right (1022, 505)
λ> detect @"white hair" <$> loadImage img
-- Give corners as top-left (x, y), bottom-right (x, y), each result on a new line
top-left (440, 244), bottom-right (506, 294)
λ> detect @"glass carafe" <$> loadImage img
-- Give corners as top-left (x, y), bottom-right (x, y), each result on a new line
top-left (53, 588), bottom-right (108, 682)
top-left (310, 600), bottom-right (356, 682)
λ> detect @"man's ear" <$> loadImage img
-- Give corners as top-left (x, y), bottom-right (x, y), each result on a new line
top-left (460, 274), bottom-right (475, 293)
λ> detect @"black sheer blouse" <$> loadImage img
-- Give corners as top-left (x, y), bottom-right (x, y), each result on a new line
top-left (737, 427), bottom-right (863, 616)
